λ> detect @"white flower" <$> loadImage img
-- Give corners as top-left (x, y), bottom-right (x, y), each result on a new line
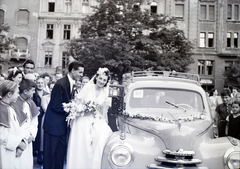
top-left (63, 99), bottom-right (99, 126)
top-left (97, 67), bottom-right (109, 75)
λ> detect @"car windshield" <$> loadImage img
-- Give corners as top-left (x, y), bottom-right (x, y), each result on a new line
top-left (129, 88), bottom-right (204, 112)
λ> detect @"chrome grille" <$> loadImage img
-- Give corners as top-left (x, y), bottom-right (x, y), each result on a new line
top-left (147, 149), bottom-right (208, 169)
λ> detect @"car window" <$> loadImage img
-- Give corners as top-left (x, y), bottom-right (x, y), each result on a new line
top-left (129, 88), bottom-right (204, 112)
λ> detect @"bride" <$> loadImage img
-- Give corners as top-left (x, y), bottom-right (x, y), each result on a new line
top-left (66, 67), bottom-right (112, 169)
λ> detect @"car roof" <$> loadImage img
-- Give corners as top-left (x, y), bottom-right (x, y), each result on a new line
top-left (133, 76), bottom-right (200, 86)
top-left (124, 71), bottom-right (205, 94)
top-left (130, 79), bottom-right (201, 90)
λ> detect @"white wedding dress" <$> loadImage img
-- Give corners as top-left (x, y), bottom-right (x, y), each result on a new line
top-left (66, 82), bottom-right (112, 169)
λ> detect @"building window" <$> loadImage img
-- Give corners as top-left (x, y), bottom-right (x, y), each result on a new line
top-left (198, 60), bottom-right (205, 75)
top-left (15, 37), bottom-right (27, 50)
top-left (82, 0), bottom-right (89, 6)
top-left (200, 5), bottom-right (215, 20)
top-left (234, 5), bottom-right (239, 20)
top-left (45, 51), bottom-right (52, 67)
top-left (49, 2), bottom-right (55, 12)
top-left (16, 9), bottom-right (29, 25)
top-left (208, 33), bottom-right (214, 47)
top-left (200, 33), bottom-right (206, 47)
top-left (0, 9), bottom-right (4, 25)
top-left (151, 5), bottom-right (157, 14)
top-left (150, 2), bottom-right (157, 14)
top-left (63, 25), bottom-right (71, 40)
top-left (198, 60), bottom-right (214, 75)
top-left (234, 33), bottom-right (238, 48)
top-left (175, 4), bottom-right (184, 19)
top-left (133, 4), bottom-right (140, 11)
top-left (227, 32), bottom-right (231, 47)
top-left (228, 4), bottom-right (240, 20)
top-left (199, 32), bottom-right (214, 48)
top-left (227, 32), bottom-right (239, 48)
top-left (209, 5), bottom-right (215, 20)
top-left (206, 60), bottom-right (213, 75)
top-left (46, 24), bottom-right (54, 39)
top-left (200, 5), bottom-right (206, 20)
top-left (228, 5), bottom-right (232, 20)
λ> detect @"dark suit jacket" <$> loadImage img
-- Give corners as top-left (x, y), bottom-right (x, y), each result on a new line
top-left (33, 89), bottom-right (49, 117)
top-left (43, 76), bottom-right (71, 136)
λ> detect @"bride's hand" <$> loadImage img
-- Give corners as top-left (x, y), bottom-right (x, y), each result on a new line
top-left (70, 120), bottom-right (74, 128)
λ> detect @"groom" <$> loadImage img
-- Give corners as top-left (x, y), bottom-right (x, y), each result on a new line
top-left (43, 61), bottom-right (84, 169)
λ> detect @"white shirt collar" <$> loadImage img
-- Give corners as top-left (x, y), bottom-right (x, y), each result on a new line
top-left (67, 73), bottom-right (75, 92)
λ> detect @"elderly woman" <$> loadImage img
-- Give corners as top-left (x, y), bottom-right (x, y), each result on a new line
top-left (32, 75), bottom-right (49, 165)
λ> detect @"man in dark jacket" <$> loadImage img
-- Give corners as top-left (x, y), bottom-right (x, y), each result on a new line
top-left (43, 61), bottom-right (84, 169)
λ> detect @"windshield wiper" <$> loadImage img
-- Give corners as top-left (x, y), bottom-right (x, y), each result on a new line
top-left (165, 101), bottom-right (187, 112)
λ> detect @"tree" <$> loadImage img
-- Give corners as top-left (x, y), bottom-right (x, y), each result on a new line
top-left (0, 24), bottom-right (12, 53)
top-left (0, 24), bottom-right (12, 64)
top-left (223, 57), bottom-right (240, 89)
top-left (69, 0), bottom-right (194, 82)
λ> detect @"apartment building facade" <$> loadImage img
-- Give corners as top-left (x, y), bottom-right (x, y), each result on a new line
top-left (36, 0), bottom-right (98, 75)
top-left (0, 0), bottom-right (239, 91)
top-left (141, 0), bottom-right (239, 91)
top-left (0, 0), bottom-right (39, 72)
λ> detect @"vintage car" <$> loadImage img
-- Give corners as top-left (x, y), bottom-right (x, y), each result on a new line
top-left (102, 71), bottom-right (240, 169)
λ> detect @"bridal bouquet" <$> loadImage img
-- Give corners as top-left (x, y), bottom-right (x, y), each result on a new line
top-left (63, 100), bottom-right (100, 126)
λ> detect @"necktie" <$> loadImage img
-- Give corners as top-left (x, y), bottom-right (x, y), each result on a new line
top-left (71, 85), bottom-right (76, 99)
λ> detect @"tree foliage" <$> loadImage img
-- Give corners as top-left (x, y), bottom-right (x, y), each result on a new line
top-left (0, 24), bottom-right (12, 53)
top-left (0, 24), bottom-right (12, 64)
top-left (69, 0), bottom-right (194, 82)
top-left (223, 57), bottom-right (240, 89)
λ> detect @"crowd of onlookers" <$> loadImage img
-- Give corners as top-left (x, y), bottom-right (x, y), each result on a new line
top-left (0, 59), bottom-right (124, 168)
top-left (0, 59), bottom-right (92, 168)
top-left (207, 87), bottom-right (240, 140)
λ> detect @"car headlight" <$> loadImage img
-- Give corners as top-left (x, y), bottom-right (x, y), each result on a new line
top-left (227, 152), bottom-right (240, 169)
top-left (223, 147), bottom-right (240, 169)
top-left (110, 145), bottom-right (133, 167)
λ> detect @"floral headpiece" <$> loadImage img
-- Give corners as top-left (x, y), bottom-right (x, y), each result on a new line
top-left (97, 67), bottom-right (109, 75)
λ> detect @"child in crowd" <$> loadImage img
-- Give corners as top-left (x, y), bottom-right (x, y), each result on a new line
top-left (7, 67), bottom-right (24, 84)
top-left (42, 73), bottom-right (52, 94)
top-left (81, 76), bottom-right (90, 87)
top-left (11, 78), bottom-right (39, 169)
top-left (233, 92), bottom-right (240, 102)
top-left (215, 88), bottom-right (232, 137)
top-left (0, 80), bottom-right (27, 168)
top-left (230, 86), bottom-right (239, 99)
top-left (226, 101), bottom-right (240, 140)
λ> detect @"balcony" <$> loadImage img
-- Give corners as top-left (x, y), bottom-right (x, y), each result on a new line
top-left (10, 49), bottom-right (29, 60)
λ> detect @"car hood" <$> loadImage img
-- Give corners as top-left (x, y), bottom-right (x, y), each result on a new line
top-left (122, 115), bottom-right (212, 150)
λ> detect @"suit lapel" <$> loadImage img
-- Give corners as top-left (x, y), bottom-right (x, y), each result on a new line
top-left (65, 75), bottom-right (71, 99)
